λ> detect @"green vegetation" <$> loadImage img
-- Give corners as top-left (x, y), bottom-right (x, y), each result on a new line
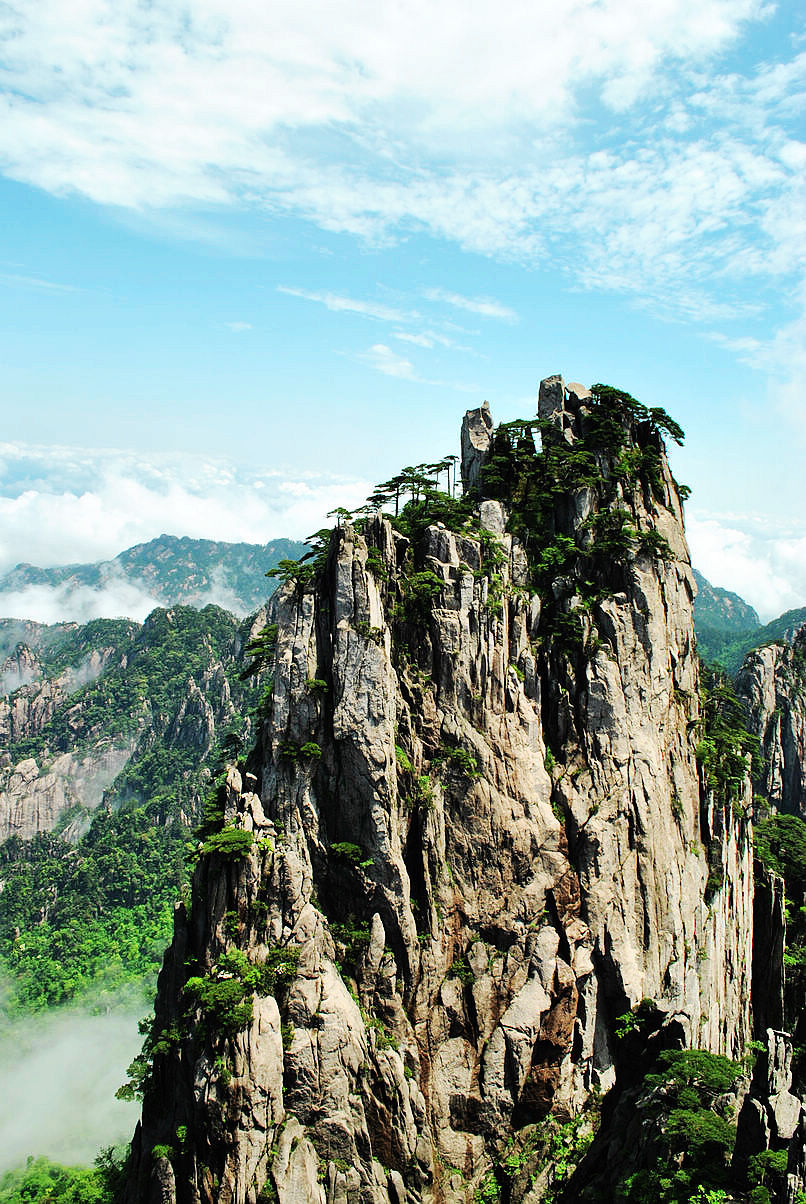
top-left (614, 998), bottom-right (659, 1041)
top-left (698, 597), bottom-right (806, 675)
top-left (449, 954), bottom-right (474, 985)
top-left (0, 1148), bottom-right (127, 1204)
top-left (331, 918), bottom-right (371, 976)
top-left (446, 746), bottom-right (480, 779)
top-left (755, 812), bottom-right (806, 888)
top-left (199, 825), bottom-right (255, 859)
top-left (695, 665), bottom-right (757, 809)
top-left (240, 623), bottom-right (278, 678)
top-left (755, 811), bottom-right (806, 1018)
top-left (615, 1049), bottom-right (743, 1202)
top-left (0, 534), bottom-right (307, 616)
top-left (0, 804), bottom-right (185, 1011)
top-left (691, 568), bottom-right (760, 668)
top-left (119, 945), bottom-right (300, 1099)
top-left (478, 384), bottom-right (684, 659)
top-left (0, 606), bottom-right (263, 1013)
top-left (8, 606), bottom-right (245, 764)
top-left (330, 841), bottom-right (372, 868)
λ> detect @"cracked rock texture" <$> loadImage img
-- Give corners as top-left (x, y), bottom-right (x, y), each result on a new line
top-left (124, 376), bottom-right (754, 1204)
top-left (737, 625), bottom-right (806, 819)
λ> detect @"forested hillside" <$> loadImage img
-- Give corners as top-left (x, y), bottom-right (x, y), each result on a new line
top-left (0, 605), bottom-right (268, 1013)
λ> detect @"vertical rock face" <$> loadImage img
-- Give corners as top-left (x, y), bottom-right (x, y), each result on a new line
top-left (124, 376), bottom-right (753, 1204)
top-left (460, 402), bottom-right (493, 494)
top-left (737, 627), bottom-right (806, 818)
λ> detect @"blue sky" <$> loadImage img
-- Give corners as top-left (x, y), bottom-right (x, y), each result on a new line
top-left (0, 0), bottom-right (804, 619)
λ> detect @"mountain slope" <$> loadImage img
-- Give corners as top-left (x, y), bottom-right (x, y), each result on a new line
top-left (121, 378), bottom-right (755, 1204)
top-left (692, 567), bottom-right (760, 664)
top-left (0, 534), bottom-right (306, 617)
top-left (0, 604), bottom-right (269, 1012)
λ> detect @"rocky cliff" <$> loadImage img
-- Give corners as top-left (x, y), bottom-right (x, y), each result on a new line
top-left (737, 626), bottom-right (806, 819)
top-left (122, 376), bottom-right (755, 1204)
top-left (0, 608), bottom-right (259, 842)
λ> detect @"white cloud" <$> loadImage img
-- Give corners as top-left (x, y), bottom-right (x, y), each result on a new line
top-left (0, 272), bottom-right (78, 293)
top-left (224, 320), bottom-right (252, 332)
top-left (0, 0), bottom-right (786, 321)
top-left (0, 1000), bottom-right (141, 1172)
top-left (423, 288), bottom-right (518, 321)
top-left (687, 510), bottom-right (806, 621)
top-left (0, 577), bottom-right (165, 625)
top-left (358, 343), bottom-right (418, 380)
top-left (0, 1), bottom-right (804, 464)
top-left (277, 286), bottom-right (413, 324)
top-left (0, 441), bottom-right (371, 580)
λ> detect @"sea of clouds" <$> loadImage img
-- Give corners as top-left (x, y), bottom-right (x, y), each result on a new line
top-left (0, 441), bottom-right (371, 624)
top-left (1, 440), bottom-right (805, 625)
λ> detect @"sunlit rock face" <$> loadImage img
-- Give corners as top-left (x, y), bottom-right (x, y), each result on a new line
top-left (737, 626), bottom-right (806, 819)
top-left (124, 376), bottom-right (753, 1204)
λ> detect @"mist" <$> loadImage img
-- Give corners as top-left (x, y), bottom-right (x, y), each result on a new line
top-left (0, 998), bottom-right (143, 1172)
top-left (0, 576), bottom-right (164, 626)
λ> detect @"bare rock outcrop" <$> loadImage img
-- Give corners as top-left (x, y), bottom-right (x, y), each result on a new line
top-left (123, 375), bottom-right (754, 1204)
top-left (737, 627), bottom-right (806, 818)
top-left (0, 742), bottom-right (137, 841)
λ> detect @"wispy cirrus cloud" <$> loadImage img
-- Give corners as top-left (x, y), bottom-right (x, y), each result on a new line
top-left (423, 288), bottom-right (518, 321)
top-left (0, 1), bottom-right (790, 315)
top-left (0, 271), bottom-right (78, 293)
top-left (357, 343), bottom-right (419, 380)
top-left (277, 286), bottom-right (414, 324)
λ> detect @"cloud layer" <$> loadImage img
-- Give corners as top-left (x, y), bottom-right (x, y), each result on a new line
top-left (0, 1), bottom-right (802, 333)
top-left (687, 510), bottom-right (806, 622)
top-left (0, 1002), bottom-right (141, 1172)
top-left (0, 439), bottom-right (370, 582)
top-left (0, 438), bottom-right (804, 625)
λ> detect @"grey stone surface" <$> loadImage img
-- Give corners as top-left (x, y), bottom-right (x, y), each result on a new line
top-left (124, 374), bottom-right (756, 1204)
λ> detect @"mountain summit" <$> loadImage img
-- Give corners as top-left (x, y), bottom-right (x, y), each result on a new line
top-left (119, 376), bottom-right (774, 1203)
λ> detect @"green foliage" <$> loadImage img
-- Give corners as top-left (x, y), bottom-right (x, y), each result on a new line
top-left (0, 605), bottom-right (263, 1012)
top-left (645, 1049), bottom-right (742, 1096)
top-left (150, 1145), bottom-right (175, 1163)
top-left (0, 1156), bottom-right (116, 1204)
top-left (394, 744), bottom-right (413, 773)
top-left (331, 918), bottom-right (371, 975)
top-left (265, 558), bottom-right (316, 590)
top-left (755, 813), bottom-right (806, 895)
top-left (614, 998), bottom-right (660, 1040)
top-left (695, 665), bottom-right (757, 808)
top-left (700, 600), bottom-right (806, 675)
top-left (365, 546), bottom-right (388, 580)
top-left (0, 803), bottom-right (186, 1012)
top-left (473, 1171), bottom-right (501, 1203)
top-left (747, 1149), bottom-right (788, 1189)
top-left (616, 1048), bottom-right (743, 1202)
top-left (240, 623), bottom-right (278, 679)
top-left (449, 954), bottom-right (474, 985)
top-left (298, 741), bottom-right (322, 759)
top-left (200, 825), bottom-right (254, 859)
top-left (447, 746), bottom-right (479, 779)
top-left (393, 569), bottom-right (444, 628)
top-left (330, 841), bottom-right (372, 868)
top-left (479, 384), bottom-right (683, 663)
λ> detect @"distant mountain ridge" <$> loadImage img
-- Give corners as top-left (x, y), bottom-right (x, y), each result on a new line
top-left (693, 567), bottom-right (806, 671)
top-left (0, 534), bottom-right (307, 617)
top-left (3, 536), bottom-right (805, 673)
